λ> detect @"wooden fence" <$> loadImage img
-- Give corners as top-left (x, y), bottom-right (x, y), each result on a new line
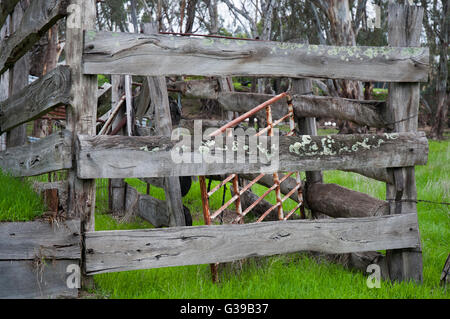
top-left (0, 0), bottom-right (428, 298)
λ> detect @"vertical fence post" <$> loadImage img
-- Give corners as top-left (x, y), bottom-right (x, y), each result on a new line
top-left (65, 0), bottom-right (98, 288)
top-left (292, 78), bottom-right (323, 219)
top-left (386, 2), bottom-right (423, 283)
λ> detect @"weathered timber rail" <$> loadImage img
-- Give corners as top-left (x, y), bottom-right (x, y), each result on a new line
top-left (0, 66), bottom-right (72, 133)
top-left (0, 130), bottom-right (72, 176)
top-left (76, 132), bottom-right (428, 179)
top-left (0, 219), bottom-right (80, 299)
top-left (0, 0), bottom-right (70, 75)
top-left (82, 31), bottom-right (429, 82)
top-left (85, 214), bottom-right (420, 275)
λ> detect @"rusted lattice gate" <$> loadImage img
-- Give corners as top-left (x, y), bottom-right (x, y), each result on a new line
top-left (0, 0), bottom-right (428, 298)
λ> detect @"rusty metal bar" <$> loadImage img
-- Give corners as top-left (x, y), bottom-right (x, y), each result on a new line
top-left (256, 202), bottom-right (281, 223)
top-left (208, 93), bottom-right (288, 137)
top-left (284, 202), bottom-right (303, 220)
top-left (199, 176), bottom-right (211, 225)
top-left (239, 173), bottom-right (265, 195)
top-left (207, 174), bottom-right (236, 197)
top-left (234, 172), bottom-right (295, 223)
top-left (210, 194), bottom-right (239, 220)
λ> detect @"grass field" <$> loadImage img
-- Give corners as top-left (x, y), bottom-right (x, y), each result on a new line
top-left (1, 133), bottom-right (448, 299)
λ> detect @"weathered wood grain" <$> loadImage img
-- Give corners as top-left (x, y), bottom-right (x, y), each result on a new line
top-left (306, 183), bottom-right (390, 218)
top-left (0, 260), bottom-right (79, 299)
top-left (385, 3), bottom-right (424, 283)
top-left (0, 219), bottom-right (80, 260)
top-left (0, 129), bottom-right (72, 176)
top-left (148, 75), bottom-right (186, 226)
top-left (82, 31), bottom-right (429, 82)
top-left (0, 0), bottom-right (70, 75)
top-left (76, 132), bottom-right (428, 179)
top-left (168, 79), bottom-right (219, 100)
top-left (0, 66), bottom-right (72, 133)
top-left (124, 184), bottom-right (169, 228)
top-left (85, 214), bottom-right (420, 275)
top-left (0, 0), bottom-right (20, 28)
top-left (218, 91), bottom-right (388, 128)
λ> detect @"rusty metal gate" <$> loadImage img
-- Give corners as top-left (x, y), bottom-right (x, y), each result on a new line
top-left (198, 92), bottom-right (305, 281)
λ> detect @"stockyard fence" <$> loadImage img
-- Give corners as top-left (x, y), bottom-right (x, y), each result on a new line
top-left (0, 0), bottom-right (429, 298)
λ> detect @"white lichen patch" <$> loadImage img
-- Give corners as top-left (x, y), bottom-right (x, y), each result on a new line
top-left (289, 135), bottom-right (391, 157)
top-left (198, 145), bottom-right (210, 154)
top-left (384, 133), bottom-right (399, 140)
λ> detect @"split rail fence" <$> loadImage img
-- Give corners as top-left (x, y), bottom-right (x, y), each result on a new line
top-left (0, 0), bottom-right (428, 298)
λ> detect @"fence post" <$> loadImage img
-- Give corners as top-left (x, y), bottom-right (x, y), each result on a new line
top-left (386, 2), bottom-right (424, 283)
top-left (292, 78), bottom-right (323, 219)
top-left (65, 0), bottom-right (98, 287)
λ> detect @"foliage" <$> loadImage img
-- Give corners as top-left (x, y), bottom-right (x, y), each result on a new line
top-left (0, 170), bottom-right (45, 221)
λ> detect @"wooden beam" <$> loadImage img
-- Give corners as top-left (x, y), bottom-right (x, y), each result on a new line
top-left (76, 132), bottom-right (428, 179)
top-left (0, 0), bottom-right (70, 75)
top-left (168, 79), bottom-right (219, 100)
top-left (85, 214), bottom-right (420, 275)
top-left (0, 66), bottom-right (72, 133)
top-left (0, 260), bottom-right (79, 298)
top-left (218, 91), bottom-right (389, 128)
top-left (65, 0), bottom-right (97, 292)
top-left (124, 184), bottom-right (169, 227)
top-left (0, 129), bottom-right (72, 176)
top-left (305, 183), bottom-right (390, 218)
top-left (82, 31), bottom-right (429, 82)
top-left (147, 75), bottom-right (186, 226)
top-left (385, 3), bottom-right (424, 283)
top-left (0, 219), bottom-right (80, 260)
top-left (0, 0), bottom-right (20, 28)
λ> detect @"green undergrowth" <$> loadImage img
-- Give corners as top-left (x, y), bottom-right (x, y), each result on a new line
top-left (0, 170), bottom-right (45, 221)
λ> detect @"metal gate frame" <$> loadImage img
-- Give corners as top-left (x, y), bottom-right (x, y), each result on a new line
top-left (198, 92), bottom-right (305, 281)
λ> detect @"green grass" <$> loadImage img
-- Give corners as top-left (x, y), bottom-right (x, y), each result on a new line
top-left (0, 170), bottom-right (45, 221)
top-left (90, 137), bottom-right (449, 299)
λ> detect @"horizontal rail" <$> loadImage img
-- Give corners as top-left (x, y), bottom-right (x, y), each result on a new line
top-left (82, 31), bottom-right (429, 82)
top-left (0, 219), bottom-right (81, 260)
top-left (0, 130), bottom-right (72, 177)
top-left (0, 0), bottom-right (70, 75)
top-left (85, 214), bottom-right (420, 275)
top-left (218, 92), bottom-right (389, 128)
top-left (0, 66), bottom-right (72, 134)
top-left (76, 132), bottom-right (428, 179)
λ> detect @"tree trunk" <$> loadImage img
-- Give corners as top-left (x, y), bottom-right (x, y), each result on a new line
top-left (431, 0), bottom-right (448, 140)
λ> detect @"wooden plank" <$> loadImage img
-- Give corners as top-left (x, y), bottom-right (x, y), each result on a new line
top-left (0, 259), bottom-right (79, 299)
top-left (0, 0), bottom-right (70, 76)
top-left (0, 66), bottom-right (72, 133)
top-left (4, 2), bottom-right (29, 148)
top-left (82, 31), bottom-right (429, 82)
top-left (76, 132), bottom-right (428, 179)
top-left (0, 0), bottom-right (20, 28)
top-left (147, 75), bottom-right (186, 226)
top-left (218, 91), bottom-right (389, 128)
top-left (385, 3), bottom-right (424, 283)
top-left (85, 214), bottom-right (420, 275)
top-left (0, 129), bottom-right (72, 176)
top-left (0, 219), bottom-right (80, 260)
